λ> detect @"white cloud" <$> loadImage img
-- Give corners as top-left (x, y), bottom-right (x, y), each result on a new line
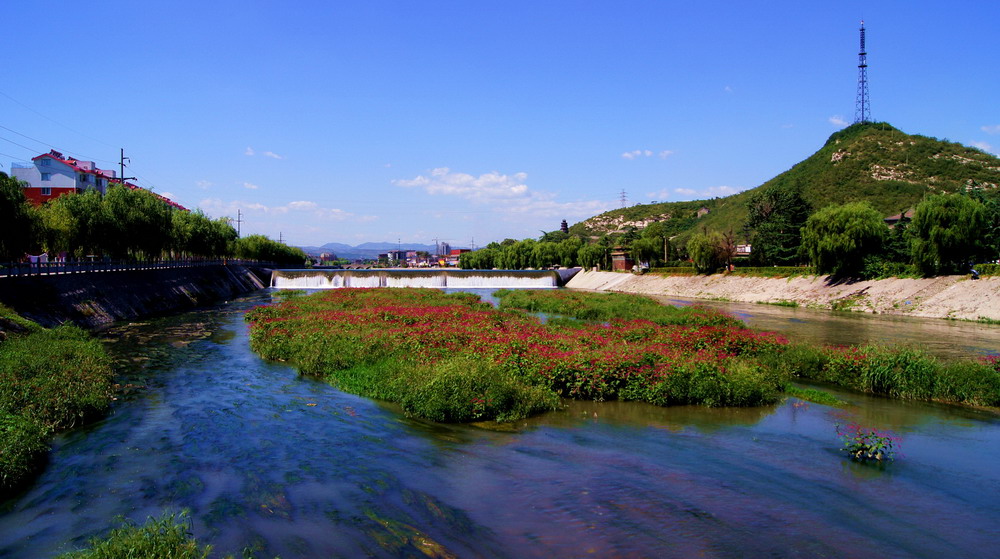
top-left (198, 198), bottom-right (361, 222)
top-left (622, 149), bottom-right (671, 160)
top-left (724, 85), bottom-right (733, 93)
top-left (982, 125), bottom-right (1000, 135)
top-left (196, 180), bottom-right (213, 189)
top-left (970, 141), bottom-right (996, 155)
top-left (622, 149), bottom-right (653, 160)
top-left (245, 146), bottom-right (284, 159)
top-left (393, 167), bottom-right (529, 201)
top-left (829, 116), bottom-right (849, 127)
top-left (288, 200), bottom-right (318, 211)
top-left (393, 167), bottom-right (613, 223)
top-left (649, 185), bottom-right (747, 200)
top-left (243, 182), bottom-right (260, 190)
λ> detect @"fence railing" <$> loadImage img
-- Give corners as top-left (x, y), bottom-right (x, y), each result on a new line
top-left (0, 259), bottom-right (277, 278)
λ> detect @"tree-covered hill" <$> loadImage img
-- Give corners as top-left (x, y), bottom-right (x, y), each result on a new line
top-left (571, 122), bottom-right (1000, 243)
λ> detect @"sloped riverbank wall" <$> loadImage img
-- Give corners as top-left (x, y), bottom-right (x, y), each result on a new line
top-left (0, 264), bottom-right (269, 329)
top-left (566, 270), bottom-right (1000, 322)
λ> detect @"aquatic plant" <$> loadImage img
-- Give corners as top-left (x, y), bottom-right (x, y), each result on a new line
top-left (56, 511), bottom-right (211, 558)
top-left (836, 423), bottom-right (898, 462)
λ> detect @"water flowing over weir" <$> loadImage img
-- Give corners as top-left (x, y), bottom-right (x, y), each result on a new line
top-left (271, 268), bottom-right (580, 289)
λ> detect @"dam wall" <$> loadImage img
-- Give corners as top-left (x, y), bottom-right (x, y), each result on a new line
top-left (0, 264), bottom-right (269, 329)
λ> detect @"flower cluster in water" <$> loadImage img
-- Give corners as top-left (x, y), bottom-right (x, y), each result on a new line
top-left (245, 288), bottom-right (790, 423)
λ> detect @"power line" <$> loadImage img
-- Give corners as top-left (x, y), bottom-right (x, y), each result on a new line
top-left (0, 123), bottom-right (117, 165)
top-left (0, 88), bottom-right (117, 149)
top-left (0, 135), bottom-right (41, 154)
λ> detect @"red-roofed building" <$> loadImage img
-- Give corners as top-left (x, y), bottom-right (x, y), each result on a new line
top-left (11, 150), bottom-right (186, 210)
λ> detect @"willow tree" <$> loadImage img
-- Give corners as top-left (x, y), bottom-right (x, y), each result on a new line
top-left (0, 173), bottom-right (38, 259)
top-left (910, 194), bottom-right (986, 275)
top-left (800, 201), bottom-right (886, 276)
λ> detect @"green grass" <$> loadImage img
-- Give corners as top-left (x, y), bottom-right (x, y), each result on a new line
top-left (0, 320), bottom-right (114, 495)
top-left (767, 342), bottom-right (1000, 407)
top-left (493, 289), bottom-right (741, 327)
top-left (57, 511), bottom-right (211, 559)
top-left (784, 384), bottom-right (846, 407)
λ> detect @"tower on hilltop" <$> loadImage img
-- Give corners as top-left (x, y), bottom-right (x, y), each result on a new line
top-left (854, 20), bottom-right (871, 123)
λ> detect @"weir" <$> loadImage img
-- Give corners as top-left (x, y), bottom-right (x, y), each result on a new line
top-left (271, 268), bottom-right (580, 289)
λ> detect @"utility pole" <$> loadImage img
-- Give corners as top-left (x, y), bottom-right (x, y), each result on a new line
top-left (118, 148), bottom-right (136, 184)
top-left (235, 209), bottom-right (242, 238)
top-left (279, 232), bottom-right (284, 244)
top-left (619, 189), bottom-right (628, 208)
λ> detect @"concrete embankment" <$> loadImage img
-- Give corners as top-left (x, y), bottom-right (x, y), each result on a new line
top-left (0, 265), bottom-right (269, 329)
top-left (566, 270), bottom-right (1000, 322)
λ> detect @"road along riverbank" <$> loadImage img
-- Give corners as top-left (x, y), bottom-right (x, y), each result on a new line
top-left (566, 270), bottom-right (1000, 322)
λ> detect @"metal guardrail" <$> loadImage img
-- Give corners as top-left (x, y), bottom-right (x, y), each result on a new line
top-left (0, 259), bottom-right (277, 278)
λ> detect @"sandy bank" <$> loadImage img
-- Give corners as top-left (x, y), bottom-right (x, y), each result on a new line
top-left (566, 270), bottom-right (1000, 322)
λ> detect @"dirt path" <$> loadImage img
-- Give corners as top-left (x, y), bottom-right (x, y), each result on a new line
top-left (565, 270), bottom-right (1000, 322)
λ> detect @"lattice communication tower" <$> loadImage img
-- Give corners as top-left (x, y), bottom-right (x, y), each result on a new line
top-left (854, 21), bottom-right (871, 123)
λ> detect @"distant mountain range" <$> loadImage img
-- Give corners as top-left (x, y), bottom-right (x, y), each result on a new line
top-left (296, 242), bottom-right (454, 261)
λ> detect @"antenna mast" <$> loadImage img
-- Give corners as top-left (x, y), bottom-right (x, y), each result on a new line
top-left (854, 21), bottom-right (871, 123)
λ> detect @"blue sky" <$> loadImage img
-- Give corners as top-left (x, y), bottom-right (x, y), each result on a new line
top-left (2, 1), bottom-right (998, 249)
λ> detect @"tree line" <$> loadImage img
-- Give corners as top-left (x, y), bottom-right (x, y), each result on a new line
top-left (711, 184), bottom-right (996, 277)
top-left (459, 183), bottom-right (999, 278)
top-left (0, 172), bottom-right (306, 265)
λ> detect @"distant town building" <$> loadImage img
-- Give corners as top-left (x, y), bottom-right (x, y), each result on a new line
top-left (10, 149), bottom-right (186, 210)
top-left (386, 250), bottom-right (407, 262)
top-left (447, 248), bottom-right (471, 267)
top-left (696, 207), bottom-right (711, 218)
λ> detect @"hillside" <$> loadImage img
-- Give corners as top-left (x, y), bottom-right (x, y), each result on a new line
top-left (571, 122), bottom-right (1000, 242)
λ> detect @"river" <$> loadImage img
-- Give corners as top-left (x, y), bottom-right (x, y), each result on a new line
top-left (0, 290), bottom-right (997, 557)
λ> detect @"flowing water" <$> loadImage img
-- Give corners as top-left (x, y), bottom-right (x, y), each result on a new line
top-left (0, 291), bottom-right (998, 558)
